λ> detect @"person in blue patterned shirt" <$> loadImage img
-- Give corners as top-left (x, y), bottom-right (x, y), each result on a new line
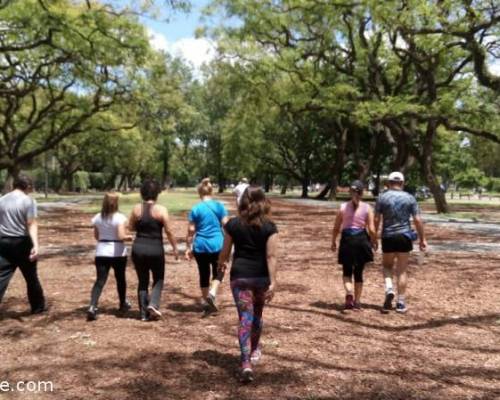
top-left (375, 172), bottom-right (427, 314)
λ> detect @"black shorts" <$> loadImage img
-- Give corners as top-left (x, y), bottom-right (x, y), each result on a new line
top-left (382, 234), bottom-right (413, 253)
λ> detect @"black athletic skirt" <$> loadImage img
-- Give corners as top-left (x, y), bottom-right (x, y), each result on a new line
top-left (338, 230), bottom-right (373, 266)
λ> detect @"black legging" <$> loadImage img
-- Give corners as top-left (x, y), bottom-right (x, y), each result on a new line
top-left (342, 263), bottom-right (366, 283)
top-left (0, 236), bottom-right (45, 313)
top-left (89, 256), bottom-right (127, 308)
top-left (132, 250), bottom-right (165, 310)
top-left (193, 252), bottom-right (223, 288)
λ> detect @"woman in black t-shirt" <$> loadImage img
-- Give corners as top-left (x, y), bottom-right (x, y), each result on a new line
top-left (218, 186), bottom-right (278, 383)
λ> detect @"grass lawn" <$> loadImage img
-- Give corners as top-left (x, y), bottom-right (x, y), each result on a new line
top-left (35, 189), bottom-right (201, 215)
top-left (85, 190), bottom-right (200, 215)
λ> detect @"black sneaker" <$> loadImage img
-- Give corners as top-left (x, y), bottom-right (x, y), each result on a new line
top-left (119, 300), bottom-right (132, 313)
top-left (31, 305), bottom-right (48, 315)
top-left (381, 292), bottom-right (395, 314)
top-left (87, 306), bottom-right (98, 321)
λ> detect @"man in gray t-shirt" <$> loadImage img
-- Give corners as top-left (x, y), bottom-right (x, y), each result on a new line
top-left (374, 172), bottom-right (427, 315)
top-left (0, 175), bottom-right (45, 314)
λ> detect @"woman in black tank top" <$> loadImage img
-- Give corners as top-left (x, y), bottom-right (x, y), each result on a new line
top-left (129, 180), bottom-right (178, 321)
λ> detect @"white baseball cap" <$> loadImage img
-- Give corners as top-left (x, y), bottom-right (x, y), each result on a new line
top-left (388, 171), bottom-right (404, 182)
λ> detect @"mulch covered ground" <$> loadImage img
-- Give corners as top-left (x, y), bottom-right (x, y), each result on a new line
top-left (1, 198), bottom-right (499, 400)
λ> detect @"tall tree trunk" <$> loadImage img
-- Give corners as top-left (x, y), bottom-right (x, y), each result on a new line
top-left (105, 173), bottom-right (117, 190)
top-left (264, 173), bottom-right (273, 193)
top-left (218, 175), bottom-right (225, 193)
top-left (328, 127), bottom-right (348, 200)
top-left (162, 139), bottom-right (170, 189)
top-left (117, 175), bottom-right (126, 191)
top-left (316, 183), bottom-right (331, 199)
top-left (301, 178), bottom-right (309, 198)
top-left (2, 164), bottom-right (21, 193)
top-left (421, 120), bottom-right (449, 213)
top-left (280, 180), bottom-right (288, 195)
top-left (328, 176), bottom-right (339, 200)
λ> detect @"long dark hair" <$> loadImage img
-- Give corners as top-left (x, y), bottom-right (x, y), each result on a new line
top-left (238, 186), bottom-right (271, 226)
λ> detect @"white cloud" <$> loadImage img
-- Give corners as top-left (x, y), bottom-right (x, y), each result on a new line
top-left (148, 28), bottom-right (170, 53)
top-left (489, 58), bottom-right (500, 76)
top-left (147, 28), bottom-right (216, 71)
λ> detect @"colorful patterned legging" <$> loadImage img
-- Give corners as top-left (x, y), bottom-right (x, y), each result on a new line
top-left (230, 277), bottom-right (270, 365)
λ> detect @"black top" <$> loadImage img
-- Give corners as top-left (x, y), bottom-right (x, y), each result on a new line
top-left (225, 217), bottom-right (278, 280)
top-left (135, 203), bottom-right (163, 241)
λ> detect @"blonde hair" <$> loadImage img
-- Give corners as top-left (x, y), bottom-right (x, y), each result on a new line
top-left (101, 192), bottom-right (120, 219)
top-left (197, 178), bottom-right (213, 197)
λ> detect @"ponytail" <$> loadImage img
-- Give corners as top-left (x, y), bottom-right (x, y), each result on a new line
top-left (238, 186), bottom-right (271, 227)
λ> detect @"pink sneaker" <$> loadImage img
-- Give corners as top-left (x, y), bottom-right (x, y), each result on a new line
top-left (344, 294), bottom-right (354, 312)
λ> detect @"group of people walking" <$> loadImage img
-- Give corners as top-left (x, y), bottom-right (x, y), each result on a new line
top-left (332, 171), bottom-right (427, 313)
top-left (0, 172), bottom-right (426, 383)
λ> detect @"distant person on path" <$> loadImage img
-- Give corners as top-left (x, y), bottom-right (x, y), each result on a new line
top-left (0, 175), bottom-right (45, 314)
top-left (218, 186), bottom-right (278, 383)
top-left (331, 180), bottom-right (377, 312)
top-left (185, 178), bottom-right (229, 315)
top-left (129, 179), bottom-right (178, 321)
top-left (375, 172), bottom-right (427, 314)
top-left (87, 193), bottom-right (131, 321)
top-left (233, 178), bottom-right (249, 207)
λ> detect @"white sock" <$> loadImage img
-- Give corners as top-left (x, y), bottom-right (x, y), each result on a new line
top-left (209, 288), bottom-right (217, 298)
top-left (385, 278), bottom-right (394, 294)
top-left (398, 295), bottom-right (405, 303)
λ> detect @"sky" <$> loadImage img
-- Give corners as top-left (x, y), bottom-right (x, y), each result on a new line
top-left (141, 0), bottom-right (218, 71)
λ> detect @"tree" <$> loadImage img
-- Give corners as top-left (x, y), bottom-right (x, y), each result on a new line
top-left (0, 0), bottom-right (150, 189)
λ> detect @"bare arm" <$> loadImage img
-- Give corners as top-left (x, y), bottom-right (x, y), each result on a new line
top-left (93, 226), bottom-right (99, 241)
top-left (162, 209), bottom-right (179, 259)
top-left (413, 215), bottom-right (427, 251)
top-left (128, 205), bottom-right (140, 232)
top-left (265, 233), bottom-right (279, 302)
top-left (221, 215), bottom-right (229, 226)
top-left (185, 222), bottom-right (196, 260)
top-left (374, 213), bottom-right (382, 236)
top-left (117, 222), bottom-right (132, 241)
top-left (366, 207), bottom-right (378, 250)
top-left (27, 218), bottom-right (38, 261)
top-left (331, 210), bottom-right (343, 252)
top-left (217, 231), bottom-right (233, 273)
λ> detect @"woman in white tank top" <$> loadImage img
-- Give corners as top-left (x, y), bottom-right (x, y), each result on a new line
top-left (87, 193), bottom-right (131, 321)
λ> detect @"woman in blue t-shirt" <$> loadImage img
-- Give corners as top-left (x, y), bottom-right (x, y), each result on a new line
top-left (185, 178), bottom-right (228, 315)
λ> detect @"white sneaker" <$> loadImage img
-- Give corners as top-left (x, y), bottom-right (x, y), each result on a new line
top-left (250, 348), bottom-right (262, 365)
top-left (147, 305), bottom-right (162, 320)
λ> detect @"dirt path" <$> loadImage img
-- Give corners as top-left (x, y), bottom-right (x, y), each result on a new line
top-left (0, 199), bottom-right (499, 400)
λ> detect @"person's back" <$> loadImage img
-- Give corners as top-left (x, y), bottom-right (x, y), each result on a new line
top-left (225, 216), bottom-right (277, 279)
top-left (340, 201), bottom-right (369, 232)
top-left (376, 189), bottom-right (418, 237)
top-left (92, 211), bottom-right (127, 258)
top-left (0, 190), bottom-right (37, 237)
top-left (374, 172), bottom-right (427, 315)
top-left (134, 203), bottom-right (164, 242)
top-left (0, 176), bottom-right (45, 314)
top-left (190, 199), bottom-right (226, 253)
